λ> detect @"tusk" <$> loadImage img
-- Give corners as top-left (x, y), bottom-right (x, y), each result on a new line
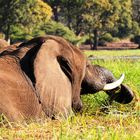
top-left (103, 73), bottom-right (125, 91)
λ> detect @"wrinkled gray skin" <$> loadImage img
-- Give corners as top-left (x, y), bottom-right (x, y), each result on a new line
top-left (81, 63), bottom-right (134, 104)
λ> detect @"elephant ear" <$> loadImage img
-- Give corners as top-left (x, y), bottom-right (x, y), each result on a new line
top-left (33, 39), bottom-right (72, 119)
top-left (17, 38), bottom-right (72, 119)
top-left (16, 36), bottom-right (84, 118)
top-left (18, 37), bottom-right (47, 85)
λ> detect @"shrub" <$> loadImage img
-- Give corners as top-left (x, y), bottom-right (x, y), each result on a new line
top-left (33, 20), bottom-right (83, 45)
top-left (98, 33), bottom-right (114, 46)
top-left (100, 33), bottom-right (114, 42)
top-left (0, 32), bottom-right (5, 39)
top-left (10, 20), bottom-right (85, 45)
top-left (131, 35), bottom-right (140, 48)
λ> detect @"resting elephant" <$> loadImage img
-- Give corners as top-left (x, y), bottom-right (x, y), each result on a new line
top-left (0, 35), bottom-right (86, 121)
top-left (81, 62), bottom-right (134, 104)
top-left (0, 35), bottom-right (134, 121)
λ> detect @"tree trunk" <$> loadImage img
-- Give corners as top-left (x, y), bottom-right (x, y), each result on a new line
top-left (67, 14), bottom-right (72, 29)
top-left (52, 6), bottom-right (59, 22)
top-left (92, 29), bottom-right (98, 50)
top-left (67, 4), bottom-right (72, 29)
top-left (139, 44), bottom-right (140, 49)
top-left (75, 15), bottom-right (83, 35)
top-left (89, 33), bottom-right (93, 49)
top-left (5, 24), bottom-right (10, 45)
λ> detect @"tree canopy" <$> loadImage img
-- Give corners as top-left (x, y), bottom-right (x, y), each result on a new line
top-left (0, 0), bottom-right (140, 49)
top-left (82, 0), bottom-right (122, 49)
top-left (0, 0), bottom-right (52, 42)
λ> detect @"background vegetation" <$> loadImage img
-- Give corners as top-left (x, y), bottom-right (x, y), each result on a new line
top-left (0, 0), bottom-right (140, 48)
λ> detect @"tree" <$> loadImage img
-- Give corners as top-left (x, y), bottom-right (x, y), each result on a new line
top-left (45, 0), bottom-right (85, 35)
top-left (82, 0), bottom-right (121, 49)
top-left (33, 20), bottom-right (82, 44)
top-left (0, 0), bottom-right (52, 43)
top-left (60, 0), bottom-right (85, 32)
top-left (0, 0), bottom-right (20, 42)
top-left (132, 0), bottom-right (140, 25)
top-left (112, 0), bottom-right (134, 38)
top-left (44, 0), bottom-right (61, 22)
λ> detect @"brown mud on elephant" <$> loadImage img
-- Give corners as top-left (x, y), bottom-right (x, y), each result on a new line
top-left (0, 35), bottom-right (86, 121)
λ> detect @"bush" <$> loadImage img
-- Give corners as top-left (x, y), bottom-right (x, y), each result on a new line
top-left (98, 33), bottom-right (115, 46)
top-left (131, 21), bottom-right (140, 35)
top-left (98, 40), bottom-right (106, 46)
top-left (100, 33), bottom-right (114, 42)
top-left (10, 20), bottom-right (85, 45)
top-left (98, 33), bottom-right (120, 46)
top-left (0, 32), bottom-right (5, 39)
top-left (131, 35), bottom-right (140, 48)
top-left (111, 37), bottom-right (120, 42)
top-left (10, 26), bottom-right (30, 43)
top-left (33, 20), bottom-right (83, 45)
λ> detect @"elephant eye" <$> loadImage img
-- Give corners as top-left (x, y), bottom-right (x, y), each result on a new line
top-left (57, 56), bottom-right (72, 83)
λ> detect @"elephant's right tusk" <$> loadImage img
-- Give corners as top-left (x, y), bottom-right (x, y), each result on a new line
top-left (103, 73), bottom-right (125, 91)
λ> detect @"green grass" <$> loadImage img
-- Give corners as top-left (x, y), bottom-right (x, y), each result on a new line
top-left (84, 50), bottom-right (140, 57)
top-left (0, 50), bottom-right (140, 140)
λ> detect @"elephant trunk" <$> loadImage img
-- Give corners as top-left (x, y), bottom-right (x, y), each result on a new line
top-left (100, 65), bottom-right (134, 104)
top-left (81, 64), bottom-right (134, 104)
top-left (106, 84), bottom-right (134, 104)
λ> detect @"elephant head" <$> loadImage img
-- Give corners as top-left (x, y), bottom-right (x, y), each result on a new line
top-left (81, 61), bottom-right (134, 104)
top-left (10, 36), bottom-right (86, 118)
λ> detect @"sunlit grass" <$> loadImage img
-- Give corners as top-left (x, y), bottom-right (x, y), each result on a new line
top-left (84, 49), bottom-right (140, 57)
top-left (0, 50), bottom-right (140, 140)
top-left (0, 115), bottom-right (140, 139)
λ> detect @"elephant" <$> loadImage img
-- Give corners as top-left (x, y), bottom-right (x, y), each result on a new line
top-left (0, 35), bottom-right (134, 121)
top-left (0, 35), bottom-right (86, 121)
top-left (81, 61), bottom-right (134, 104)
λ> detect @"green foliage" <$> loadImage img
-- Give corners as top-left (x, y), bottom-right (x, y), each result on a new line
top-left (10, 24), bottom-right (42, 43)
top-left (45, 0), bottom-right (86, 35)
top-left (131, 21), bottom-right (140, 35)
top-left (81, 0), bottom-right (123, 49)
top-left (33, 20), bottom-right (83, 45)
top-left (99, 33), bottom-right (120, 45)
top-left (19, 0), bottom-right (52, 31)
top-left (0, 0), bottom-right (140, 44)
top-left (132, 0), bottom-right (140, 25)
top-left (0, 32), bottom-right (5, 39)
top-left (46, 0), bottom-right (140, 45)
top-left (131, 35), bottom-right (140, 47)
top-left (10, 20), bottom-right (85, 45)
top-left (100, 33), bottom-right (114, 42)
top-left (60, 0), bottom-right (85, 30)
top-left (110, 0), bottom-right (140, 38)
top-left (83, 0), bottom-right (121, 32)
top-left (0, 0), bottom-right (52, 40)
